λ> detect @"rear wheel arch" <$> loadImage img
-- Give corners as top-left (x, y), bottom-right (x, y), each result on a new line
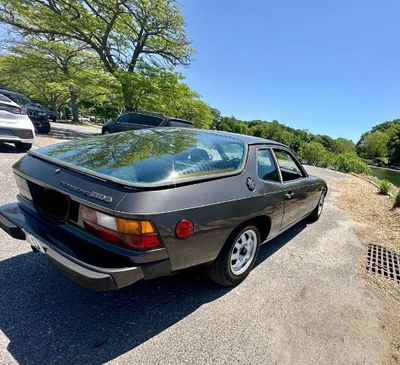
top-left (227, 215), bottom-right (271, 247)
top-left (206, 216), bottom-right (271, 286)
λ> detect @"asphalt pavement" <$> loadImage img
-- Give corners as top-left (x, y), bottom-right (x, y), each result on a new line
top-left (0, 124), bottom-right (395, 364)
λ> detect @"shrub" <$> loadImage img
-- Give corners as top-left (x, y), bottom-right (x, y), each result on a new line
top-left (394, 191), bottom-right (400, 208)
top-left (332, 153), bottom-right (370, 174)
top-left (299, 142), bottom-right (334, 168)
top-left (379, 179), bottom-right (390, 195)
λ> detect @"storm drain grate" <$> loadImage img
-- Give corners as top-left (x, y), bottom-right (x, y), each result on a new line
top-left (366, 244), bottom-right (400, 284)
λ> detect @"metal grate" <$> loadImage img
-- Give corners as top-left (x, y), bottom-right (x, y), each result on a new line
top-left (366, 244), bottom-right (400, 284)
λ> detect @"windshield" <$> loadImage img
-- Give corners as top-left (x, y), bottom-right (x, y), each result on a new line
top-left (32, 129), bottom-right (247, 186)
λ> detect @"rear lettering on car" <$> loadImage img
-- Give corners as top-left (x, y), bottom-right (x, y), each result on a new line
top-left (60, 181), bottom-right (113, 203)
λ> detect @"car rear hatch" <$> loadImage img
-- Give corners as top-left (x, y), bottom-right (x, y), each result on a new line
top-left (11, 154), bottom-right (170, 264)
top-left (14, 153), bottom-right (128, 216)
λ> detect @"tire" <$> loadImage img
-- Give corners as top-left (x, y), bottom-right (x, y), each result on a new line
top-left (308, 189), bottom-right (327, 223)
top-left (37, 122), bottom-right (50, 134)
top-left (206, 225), bottom-right (260, 286)
top-left (102, 128), bottom-right (111, 135)
top-left (14, 142), bottom-right (32, 152)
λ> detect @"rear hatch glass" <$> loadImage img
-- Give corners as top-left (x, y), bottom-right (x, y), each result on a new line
top-left (31, 129), bottom-right (247, 187)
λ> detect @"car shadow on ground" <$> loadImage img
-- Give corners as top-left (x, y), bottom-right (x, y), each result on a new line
top-left (0, 221), bottom-right (307, 365)
top-left (0, 143), bottom-right (24, 154)
top-left (48, 126), bottom-right (99, 140)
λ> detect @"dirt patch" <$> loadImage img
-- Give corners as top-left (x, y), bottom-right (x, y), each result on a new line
top-left (329, 175), bottom-right (400, 253)
top-left (328, 174), bottom-right (400, 363)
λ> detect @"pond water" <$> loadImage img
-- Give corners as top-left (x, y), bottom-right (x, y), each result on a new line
top-left (369, 166), bottom-right (400, 187)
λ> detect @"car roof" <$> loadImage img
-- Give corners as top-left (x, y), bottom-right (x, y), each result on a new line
top-left (201, 129), bottom-right (287, 147)
top-left (0, 89), bottom-right (25, 97)
top-left (125, 111), bottom-right (193, 125)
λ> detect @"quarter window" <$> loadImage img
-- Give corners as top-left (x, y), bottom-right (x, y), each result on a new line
top-left (256, 149), bottom-right (279, 182)
top-left (166, 120), bottom-right (192, 128)
top-left (273, 149), bottom-right (305, 182)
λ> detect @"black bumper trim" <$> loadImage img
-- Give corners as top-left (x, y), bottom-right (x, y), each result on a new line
top-left (0, 211), bottom-right (26, 240)
top-left (0, 203), bottom-right (172, 291)
top-left (47, 248), bottom-right (144, 291)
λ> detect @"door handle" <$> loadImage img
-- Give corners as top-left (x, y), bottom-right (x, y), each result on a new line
top-left (285, 192), bottom-right (294, 200)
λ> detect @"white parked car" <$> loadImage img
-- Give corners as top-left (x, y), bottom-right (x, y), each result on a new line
top-left (78, 114), bottom-right (95, 122)
top-left (0, 93), bottom-right (35, 151)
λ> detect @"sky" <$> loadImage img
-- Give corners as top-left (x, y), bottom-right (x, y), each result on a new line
top-left (178, 0), bottom-right (400, 142)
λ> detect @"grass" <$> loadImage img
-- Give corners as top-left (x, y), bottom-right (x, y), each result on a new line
top-left (379, 180), bottom-right (391, 195)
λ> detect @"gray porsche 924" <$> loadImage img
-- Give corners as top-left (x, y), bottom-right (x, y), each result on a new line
top-left (0, 128), bottom-right (327, 290)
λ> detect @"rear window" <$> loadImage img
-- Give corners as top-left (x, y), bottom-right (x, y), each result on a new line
top-left (2, 92), bottom-right (31, 106)
top-left (33, 129), bottom-right (247, 187)
top-left (0, 94), bottom-right (12, 103)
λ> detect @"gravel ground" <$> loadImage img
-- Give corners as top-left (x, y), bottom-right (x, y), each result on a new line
top-left (0, 126), bottom-right (399, 365)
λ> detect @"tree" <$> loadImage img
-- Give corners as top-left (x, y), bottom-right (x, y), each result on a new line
top-left (0, 42), bottom-right (118, 120)
top-left (0, 0), bottom-right (193, 111)
top-left (299, 142), bottom-right (332, 167)
top-left (358, 131), bottom-right (389, 159)
top-left (333, 153), bottom-right (369, 174)
top-left (0, 53), bottom-right (69, 112)
top-left (332, 138), bottom-right (355, 154)
top-left (388, 129), bottom-right (400, 165)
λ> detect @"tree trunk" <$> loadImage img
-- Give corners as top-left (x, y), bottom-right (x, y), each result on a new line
top-left (51, 96), bottom-right (58, 115)
top-left (69, 85), bottom-right (79, 122)
top-left (121, 80), bottom-right (134, 111)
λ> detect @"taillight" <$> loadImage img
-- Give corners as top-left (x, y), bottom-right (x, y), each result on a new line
top-left (15, 107), bottom-right (27, 115)
top-left (80, 205), bottom-right (161, 250)
top-left (0, 103), bottom-right (27, 115)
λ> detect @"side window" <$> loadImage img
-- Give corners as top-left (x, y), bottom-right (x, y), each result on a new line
top-left (220, 142), bottom-right (245, 161)
top-left (273, 149), bottom-right (305, 182)
top-left (256, 149), bottom-right (280, 182)
top-left (137, 115), bottom-right (162, 126)
top-left (117, 114), bottom-right (162, 126)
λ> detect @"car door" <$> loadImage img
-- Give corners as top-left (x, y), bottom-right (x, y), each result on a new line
top-left (255, 148), bottom-right (285, 239)
top-left (272, 148), bottom-right (319, 230)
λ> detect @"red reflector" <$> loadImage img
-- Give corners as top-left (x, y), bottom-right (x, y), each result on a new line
top-left (175, 219), bottom-right (194, 239)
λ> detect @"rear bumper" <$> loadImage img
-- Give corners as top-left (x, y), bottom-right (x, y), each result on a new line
top-left (0, 127), bottom-right (34, 143)
top-left (47, 247), bottom-right (144, 291)
top-left (0, 138), bottom-right (34, 144)
top-left (0, 202), bottom-right (171, 291)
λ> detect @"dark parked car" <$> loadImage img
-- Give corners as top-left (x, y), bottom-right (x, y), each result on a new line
top-left (0, 128), bottom-right (327, 290)
top-left (102, 111), bottom-right (193, 134)
top-left (41, 105), bottom-right (57, 123)
top-left (0, 90), bottom-right (51, 133)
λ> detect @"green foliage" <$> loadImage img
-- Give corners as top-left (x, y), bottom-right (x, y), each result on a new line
top-left (0, 48), bottom-right (120, 119)
top-left (356, 119), bottom-right (400, 164)
top-left (388, 129), bottom-right (400, 165)
top-left (332, 153), bottom-right (370, 174)
top-left (379, 180), bottom-right (391, 195)
top-left (299, 142), bottom-right (333, 168)
top-left (0, 42), bottom-right (212, 127)
top-left (332, 138), bottom-right (355, 154)
top-left (357, 131), bottom-right (390, 159)
top-left (0, 0), bottom-right (193, 111)
top-left (394, 191), bottom-right (400, 208)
